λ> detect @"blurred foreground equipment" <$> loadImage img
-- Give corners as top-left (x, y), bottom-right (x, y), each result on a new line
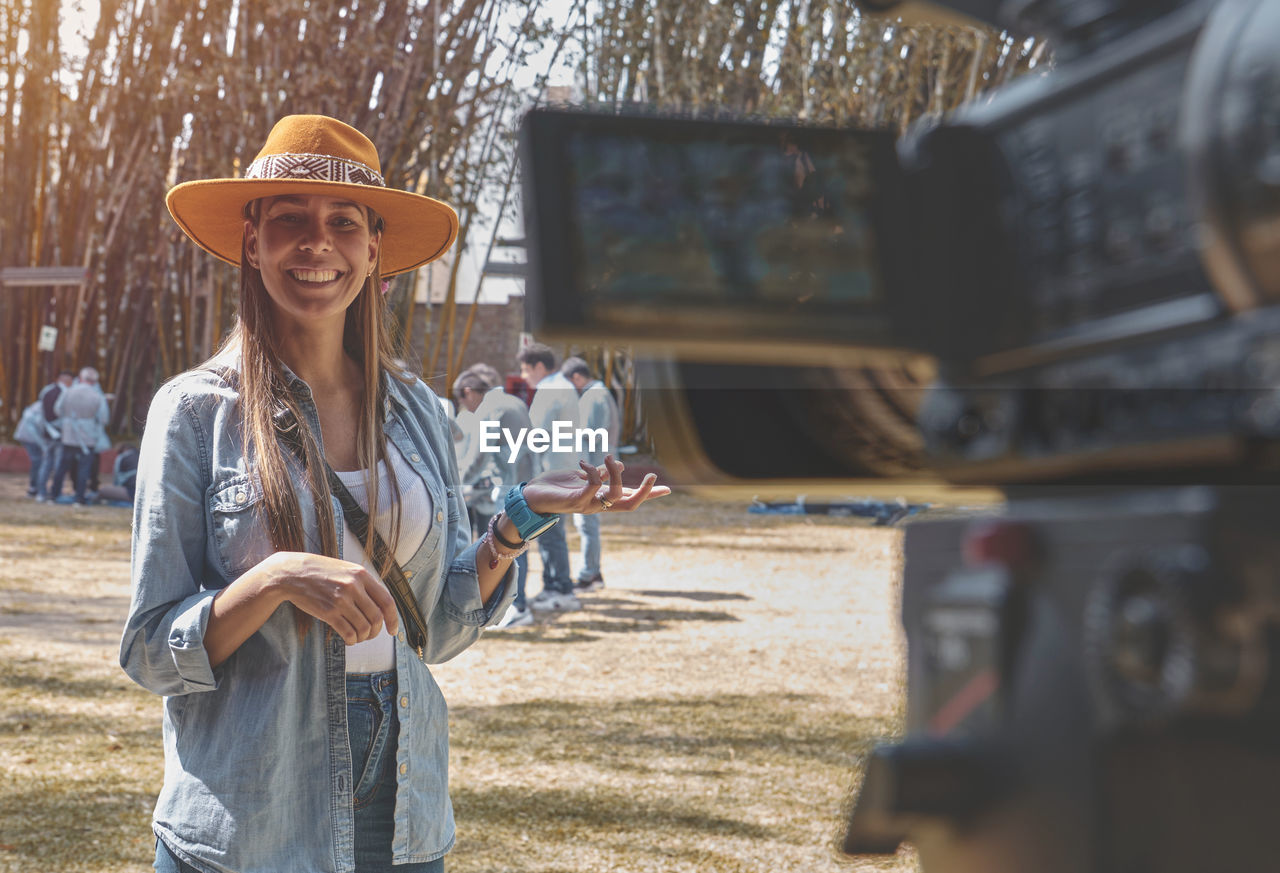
top-left (521, 0), bottom-right (1280, 868)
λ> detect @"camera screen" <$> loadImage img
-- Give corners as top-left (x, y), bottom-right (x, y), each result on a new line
top-left (522, 110), bottom-right (916, 358)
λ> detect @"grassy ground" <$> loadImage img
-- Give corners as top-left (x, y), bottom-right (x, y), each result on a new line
top-left (0, 472), bottom-right (922, 872)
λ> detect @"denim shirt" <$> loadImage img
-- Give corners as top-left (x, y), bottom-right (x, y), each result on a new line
top-left (120, 360), bottom-right (515, 873)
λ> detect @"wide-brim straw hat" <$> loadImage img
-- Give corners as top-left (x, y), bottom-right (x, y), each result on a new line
top-left (166, 115), bottom-right (458, 277)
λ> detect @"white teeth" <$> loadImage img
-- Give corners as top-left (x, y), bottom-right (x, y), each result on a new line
top-left (289, 269), bottom-right (340, 283)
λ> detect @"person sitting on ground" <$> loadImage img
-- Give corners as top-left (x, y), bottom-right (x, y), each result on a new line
top-left (95, 444), bottom-right (140, 505)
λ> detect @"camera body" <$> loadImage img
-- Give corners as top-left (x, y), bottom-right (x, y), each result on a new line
top-left (895, 0), bottom-right (1280, 487)
top-left (519, 1), bottom-right (1280, 868)
top-left (846, 486), bottom-right (1280, 871)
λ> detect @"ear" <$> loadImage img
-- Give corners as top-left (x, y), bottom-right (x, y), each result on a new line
top-left (243, 220), bottom-right (260, 270)
top-left (366, 229), bottom-right (381, 276)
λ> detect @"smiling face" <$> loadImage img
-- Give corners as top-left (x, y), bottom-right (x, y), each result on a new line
top-left (243, 194), bottom-right (381, 329)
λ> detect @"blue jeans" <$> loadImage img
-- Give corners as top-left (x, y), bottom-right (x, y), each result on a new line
top-left (19, 441), bottom-right (44, 495)
top-left (513, 552), bottom-right (529, 611)
top-left (573, 513), bottom-right (601, 581)
top-left (37, 442), bottom-right (62, 498)
top-left (347, 672), bottom-right (445, 872)
top-left (51, 445), bottom-right (94, 503)
top-left (537, 515), bottom-right (572, 594)
top-left (153, 672), bottom-right (445, 873)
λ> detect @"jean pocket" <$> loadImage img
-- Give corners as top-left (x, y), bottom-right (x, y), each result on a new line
top-left (348, 696), bottom-right (390, 807)
top-left (208, 473), bottom-right (273, 580)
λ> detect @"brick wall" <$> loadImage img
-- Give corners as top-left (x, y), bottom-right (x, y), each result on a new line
top-left (407, 297), bottom-right (526, 396)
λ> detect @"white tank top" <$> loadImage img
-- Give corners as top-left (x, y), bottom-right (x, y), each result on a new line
top-left (334, 441), bottom-right (431, 673)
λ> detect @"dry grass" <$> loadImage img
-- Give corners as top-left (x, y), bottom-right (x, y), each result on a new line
top-left (0, 472), bottom-right (922, 872)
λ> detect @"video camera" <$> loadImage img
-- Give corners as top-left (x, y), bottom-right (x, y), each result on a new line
top-left (520, 0), bottom-right (1280, 870)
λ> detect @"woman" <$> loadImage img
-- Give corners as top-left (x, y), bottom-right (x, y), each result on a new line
top-left (120, 115), bottom-right (666, 873)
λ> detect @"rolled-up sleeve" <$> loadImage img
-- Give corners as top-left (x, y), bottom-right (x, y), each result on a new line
top-left (119, 383), bottom-right (220, 696)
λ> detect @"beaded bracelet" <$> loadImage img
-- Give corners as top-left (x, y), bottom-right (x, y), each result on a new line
top-left (483, 513), bottom-right (530, 570)
top-left (490, 512), bottom-right (526, 550)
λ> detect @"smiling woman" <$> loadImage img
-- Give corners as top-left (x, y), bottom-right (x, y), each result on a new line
top-left (246, 195), bottom-right (382, 329)
top-left (120, 114), bottom-right (668, 873)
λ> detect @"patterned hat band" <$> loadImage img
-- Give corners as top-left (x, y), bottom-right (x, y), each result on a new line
top-left (244, 152), bottom-right (386, 187)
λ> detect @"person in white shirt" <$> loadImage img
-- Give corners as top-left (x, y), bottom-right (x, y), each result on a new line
top-left (455, 363), bottom-right (538, 627)
top-left (518, 343), bottom-right (582, 612)
top-left (561, 357), bottom-right (621, 592)
top-left (51, 367), bottom-right (110, 505)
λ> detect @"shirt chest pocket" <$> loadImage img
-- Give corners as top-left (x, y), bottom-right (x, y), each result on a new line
top-left (208, 474), bottom-right (275, 582)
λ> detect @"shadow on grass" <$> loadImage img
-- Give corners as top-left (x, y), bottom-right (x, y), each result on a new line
top-left (0, 657), bottom-right (136, 703)
top-left (0, 508), bottom-right (131, 534)
top-left (453, 692), bottom-right (895, 773)
top-left (451, 783), bottom-right (775, 840)
top-left (603, 531), bottom-right (863, 554)
top-left (0, 592), bottom-right (132, 648)
top-left (0, 785), bottom-right (155, 870)
top-left (450, 693), bottom-right (899, 854)
top-left (482, 594), bottom-right (742, 643)
top-left (628, 589), bottom-right (752, 602)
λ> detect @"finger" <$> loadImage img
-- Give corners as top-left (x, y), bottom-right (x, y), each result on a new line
top-left (604, 455), bottom-right (626, 501)
top-left (363, 575), bottom-right (399, 637)
top-left (611, 473), bottom-right (671, 511)
top-left (579, 459), bottom-right (604, 497)
top-left (620, 481), bottom-right (672, 501)
top-left (598, 454), bottom-right (623, 480)
top-left (579, 459), bottom-right (603, 484)
top-left (345, 599), bottom-right (378, 643)
top-left (345, 578), bottom-right (386, 642)
top-left (612, 473), bottom-right (655, 510)
top-left (328, 614), bottom-right (361, 647)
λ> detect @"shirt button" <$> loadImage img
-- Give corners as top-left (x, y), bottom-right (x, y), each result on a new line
top-left (400, 695), bottom-right (409, 708)
top-left (399, 763), bottom-right (408, 775)
top-left (234, 491), bottom-right (247, 505)
top-left (397, 630), bottom-right (404, 642)
top-left (410, 453), bottom-right (421, 463)
top-left (436, 510), bottom-right (444, 523)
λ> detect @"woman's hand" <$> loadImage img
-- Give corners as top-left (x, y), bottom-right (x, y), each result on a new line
top-left (263, 552), bottom-right (399, 646)
top-left (204, 551), bottom-right (400, 668)
top-left (520, 454), bottom-right (671, 516)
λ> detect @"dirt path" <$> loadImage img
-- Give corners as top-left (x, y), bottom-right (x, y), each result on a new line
top-left (0, 472), bottom-right (919, 872)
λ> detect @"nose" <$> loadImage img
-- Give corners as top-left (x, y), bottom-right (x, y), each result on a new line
top-left (297, 216), bottom-right (333, 252)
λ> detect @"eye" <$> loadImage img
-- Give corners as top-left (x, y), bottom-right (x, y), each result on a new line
top-left (270, 212), bottom-right (303, 224)
top-left (331, 212), bottom-right (368, 230)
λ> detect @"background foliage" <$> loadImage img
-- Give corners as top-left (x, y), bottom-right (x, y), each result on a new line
top-left (1, 0), bottom-right (1046, 439)
top-left (1, 0), bottom-right (559, 434)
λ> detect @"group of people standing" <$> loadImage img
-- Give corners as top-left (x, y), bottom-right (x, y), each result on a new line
top-left (14, 366), bottom-right (112, 505)
top-left (453, 343), bottom-right (622, 627)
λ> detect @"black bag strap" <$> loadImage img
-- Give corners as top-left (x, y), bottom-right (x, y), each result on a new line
top-left (272, 408), bottom-right (431, 661)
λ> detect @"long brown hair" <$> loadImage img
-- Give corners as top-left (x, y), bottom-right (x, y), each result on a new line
top-left (214, 198), bottom-right (410, 632)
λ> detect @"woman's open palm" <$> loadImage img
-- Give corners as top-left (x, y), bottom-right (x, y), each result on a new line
top-left (521, 454), bottom-right (670, 516)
